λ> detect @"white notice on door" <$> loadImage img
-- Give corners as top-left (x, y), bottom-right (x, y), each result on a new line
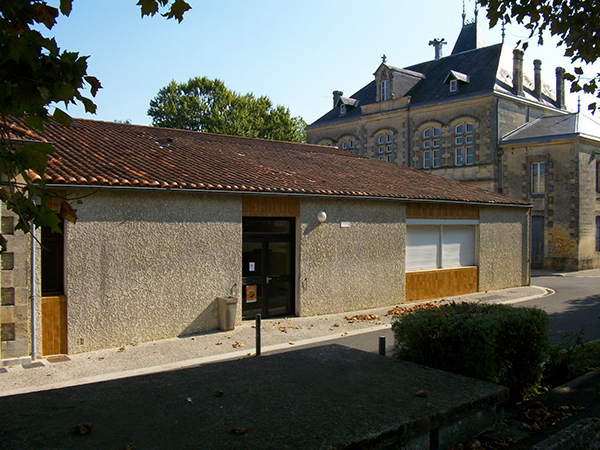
top-left (249, 262), bottom-right (255, 272)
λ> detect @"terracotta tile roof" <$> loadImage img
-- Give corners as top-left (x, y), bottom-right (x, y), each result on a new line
top-left (4, 117), bottom-right (528, 206)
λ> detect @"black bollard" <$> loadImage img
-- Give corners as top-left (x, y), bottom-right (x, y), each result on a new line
top-left (379, 335), bottom-right (386, 356)
top-left (256, 314), bottom-right (261, 356)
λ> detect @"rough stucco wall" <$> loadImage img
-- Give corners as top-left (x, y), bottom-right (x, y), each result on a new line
top-left (298, 199), bottom-right (405, 316)
top-left (479, 206), bottom-right (530, 291)
top-left (65, 190), bottom-right (241, 353)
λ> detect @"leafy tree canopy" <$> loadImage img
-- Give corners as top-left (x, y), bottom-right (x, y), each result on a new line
top-left (0, 0), bottom-right (190, 234)
top-left (478, 0), bottom-right (600, 112)
top-left (148, 77), bottom-right (307, 143)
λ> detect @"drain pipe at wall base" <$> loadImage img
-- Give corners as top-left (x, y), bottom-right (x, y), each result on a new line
top-left (30, 211), bottom-right (37, 361)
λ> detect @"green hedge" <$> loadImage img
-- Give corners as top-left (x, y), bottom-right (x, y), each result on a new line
top-left (392, 302), bottom-right (549, 402)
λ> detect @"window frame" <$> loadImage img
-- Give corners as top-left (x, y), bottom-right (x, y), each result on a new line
top-left (456, 147), bottom-right (464, 166)
top-left (449, 79), bottom-right (458, 92)
top-left (423, 150), bottom-right (431, 169)
top-left (381, 80), bottom-right (389, 101)
top-left (532, 162), bottom-right (546, 194)
top-left (433, 149), bottom-right (440, 168)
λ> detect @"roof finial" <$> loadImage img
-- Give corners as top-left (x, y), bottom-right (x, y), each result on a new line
top-left (462, 0), bottom-right (466, 26)
top-left (577, 96), bottom-right (581, 113)
top-left (474, 5), bottom-right (478, 24)
top-left (381, 54), bottom-right (387, 64)
top-left (501, 20), bottom-right (506, 43)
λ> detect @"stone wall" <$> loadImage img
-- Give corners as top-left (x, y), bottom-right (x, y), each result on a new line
top-left (1, 203), bottom-right (40, 362)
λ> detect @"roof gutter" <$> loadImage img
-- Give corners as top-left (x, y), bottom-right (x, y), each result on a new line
top-left (46, 183), bottom-right (532, 208)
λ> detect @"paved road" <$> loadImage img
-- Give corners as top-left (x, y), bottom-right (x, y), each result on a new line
top-left (285, 271), bottom-right (600, 355)
top-left (522, 272), bottom-right (600, 345)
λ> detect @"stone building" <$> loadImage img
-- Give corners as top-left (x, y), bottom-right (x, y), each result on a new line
top-left (306, 15), bottom-right (600, 270)
top-left (1, 117), bottom-right (529, 361)
top-left (501, 113), bottom-right (600, 269)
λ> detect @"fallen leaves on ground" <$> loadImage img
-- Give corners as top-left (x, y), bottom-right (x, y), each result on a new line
top-left (516, 402), bottom-right (584, 431)
top-left (72, 423), bottom-right (93, 435)
top-left (415, 390), bottom-right (428, 398)
top-left (231, 428), bottom-right (248, 435)
top-left (216, 341), bottom-right (223, 345)
top-left (214, 390), bottom-right (225, 397)
top-left (385, 300), bottom-right (446, 317)
top-left (344, 314), bottom-right (381, 323)
top-left (341, 332), bottom-right (348, 337)
top-left (118, 347), bottom-right (126, 352)
top-left (125, 444), bottom-right (134, 450)
top-left (278, 327), bottom-right (287, 333)
top-left (232, 341), bottom-right (245, 348)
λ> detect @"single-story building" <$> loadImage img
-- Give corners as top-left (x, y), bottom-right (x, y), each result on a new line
top-left (1, 118), bottom-right (530, 360)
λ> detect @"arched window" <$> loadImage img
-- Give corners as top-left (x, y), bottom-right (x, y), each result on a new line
top-left (421, 125), bottom-right (441, 169)
top-left (454, 121), bottom-right (474, 166)
top-left (338, 137), bottom-right (356, 151)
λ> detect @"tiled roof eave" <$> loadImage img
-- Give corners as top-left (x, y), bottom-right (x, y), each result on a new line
top-left (43, 181), bottom-right (530, 207)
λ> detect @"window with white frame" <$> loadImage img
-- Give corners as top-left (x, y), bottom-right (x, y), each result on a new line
top-left (381, 80), bottom-right (389, 101)
top-left (422, 126), bottom-right (440, 152)
top-left (386, 154), bottom-right (394, 162)
top-left (454, 121), bottom-right (474, 166)
top-left (532, 162), bottom-right (546, 194)
top-left (449, 79), bottom-right (458, 92)
top-left (377, 132), bottom-right (393, 155)
top-left (406, 221), bottom-right (478, 271)
top-left (423, 150), bottom-right (431, 169)
top-left (340, 138), bottom-right (355, 151)
top-left (433, 149), bottom-right (440, 168)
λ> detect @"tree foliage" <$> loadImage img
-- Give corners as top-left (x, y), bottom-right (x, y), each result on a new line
top-left (478, 0), bottom-right (600, 112)
top-left (148, 77), bottom-right (307, 143)
top-left (0, 0), bottom-right (190, 234)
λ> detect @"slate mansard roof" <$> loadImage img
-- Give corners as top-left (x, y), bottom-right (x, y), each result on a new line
top-left (308, 28), bottom-right (559, 129)
top-left (3, 117), bottom-right (528, 206)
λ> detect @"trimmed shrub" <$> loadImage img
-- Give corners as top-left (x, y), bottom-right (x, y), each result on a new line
top-left (392, 302), bottom-right (549, 402)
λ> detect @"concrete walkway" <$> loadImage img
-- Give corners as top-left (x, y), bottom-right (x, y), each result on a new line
top-left (0, 284), bottom-right (549, 397)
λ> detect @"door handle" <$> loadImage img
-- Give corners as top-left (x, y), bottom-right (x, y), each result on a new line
top-left (266, 277), bottom-right (273, 284)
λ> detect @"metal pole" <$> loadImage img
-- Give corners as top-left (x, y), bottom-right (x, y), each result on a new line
top-left (30, 220), bottom-right (36, 361)
top-left (379, 335), bottom-right (386, 356)
top-left (255, 314), bottom-right (261, 357)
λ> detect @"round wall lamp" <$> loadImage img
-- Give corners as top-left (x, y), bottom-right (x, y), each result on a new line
top-left (317, 211), bottom-right (327, 223)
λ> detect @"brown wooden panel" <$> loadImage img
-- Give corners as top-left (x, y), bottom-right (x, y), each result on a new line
top-left (406, 202), bottom-right (479, 220)
top-left (243, 196), bottom-right (300, 217)
top-left (405, 267), bottom-right (478, 302)
top-left (41, 295), bottom-right (67, 356)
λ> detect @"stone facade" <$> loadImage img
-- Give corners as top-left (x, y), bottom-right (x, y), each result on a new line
top-left (306, 20), bottom-right (600, 270)
top-left (501, 136), bottom-right (600, 270)
top-left (0, 203), bottom-right (41, 362)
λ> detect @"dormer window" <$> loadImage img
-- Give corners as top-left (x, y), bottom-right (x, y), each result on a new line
top-left (444, 70), bottom-right (469, 94)
top-left (381, 80), bottom-right (389, 101)
top-left (449, 79), bottom-right (458, 92)
top-left (340, 104), bottom-right (346, 116)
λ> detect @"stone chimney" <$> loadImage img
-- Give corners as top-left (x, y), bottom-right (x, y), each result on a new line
top-left (534, 59), bottom-right (542, 100)
top-left (513, 49), bottom-right (524, 97)
top-left (556, 67), bottom-right (566, 109)
top-left (333, 90), bottom-right (343, 109)
top-left (429, 38), bottom-right (447, 61)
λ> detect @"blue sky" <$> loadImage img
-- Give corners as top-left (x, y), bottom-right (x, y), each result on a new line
top-left (46, 0), bottom-right (596, 126)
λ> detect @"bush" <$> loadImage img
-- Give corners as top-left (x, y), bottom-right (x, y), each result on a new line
top-left (545, 329), bottom-right (600, 385)
top-left (392, 302), bottom-right (549, 402)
